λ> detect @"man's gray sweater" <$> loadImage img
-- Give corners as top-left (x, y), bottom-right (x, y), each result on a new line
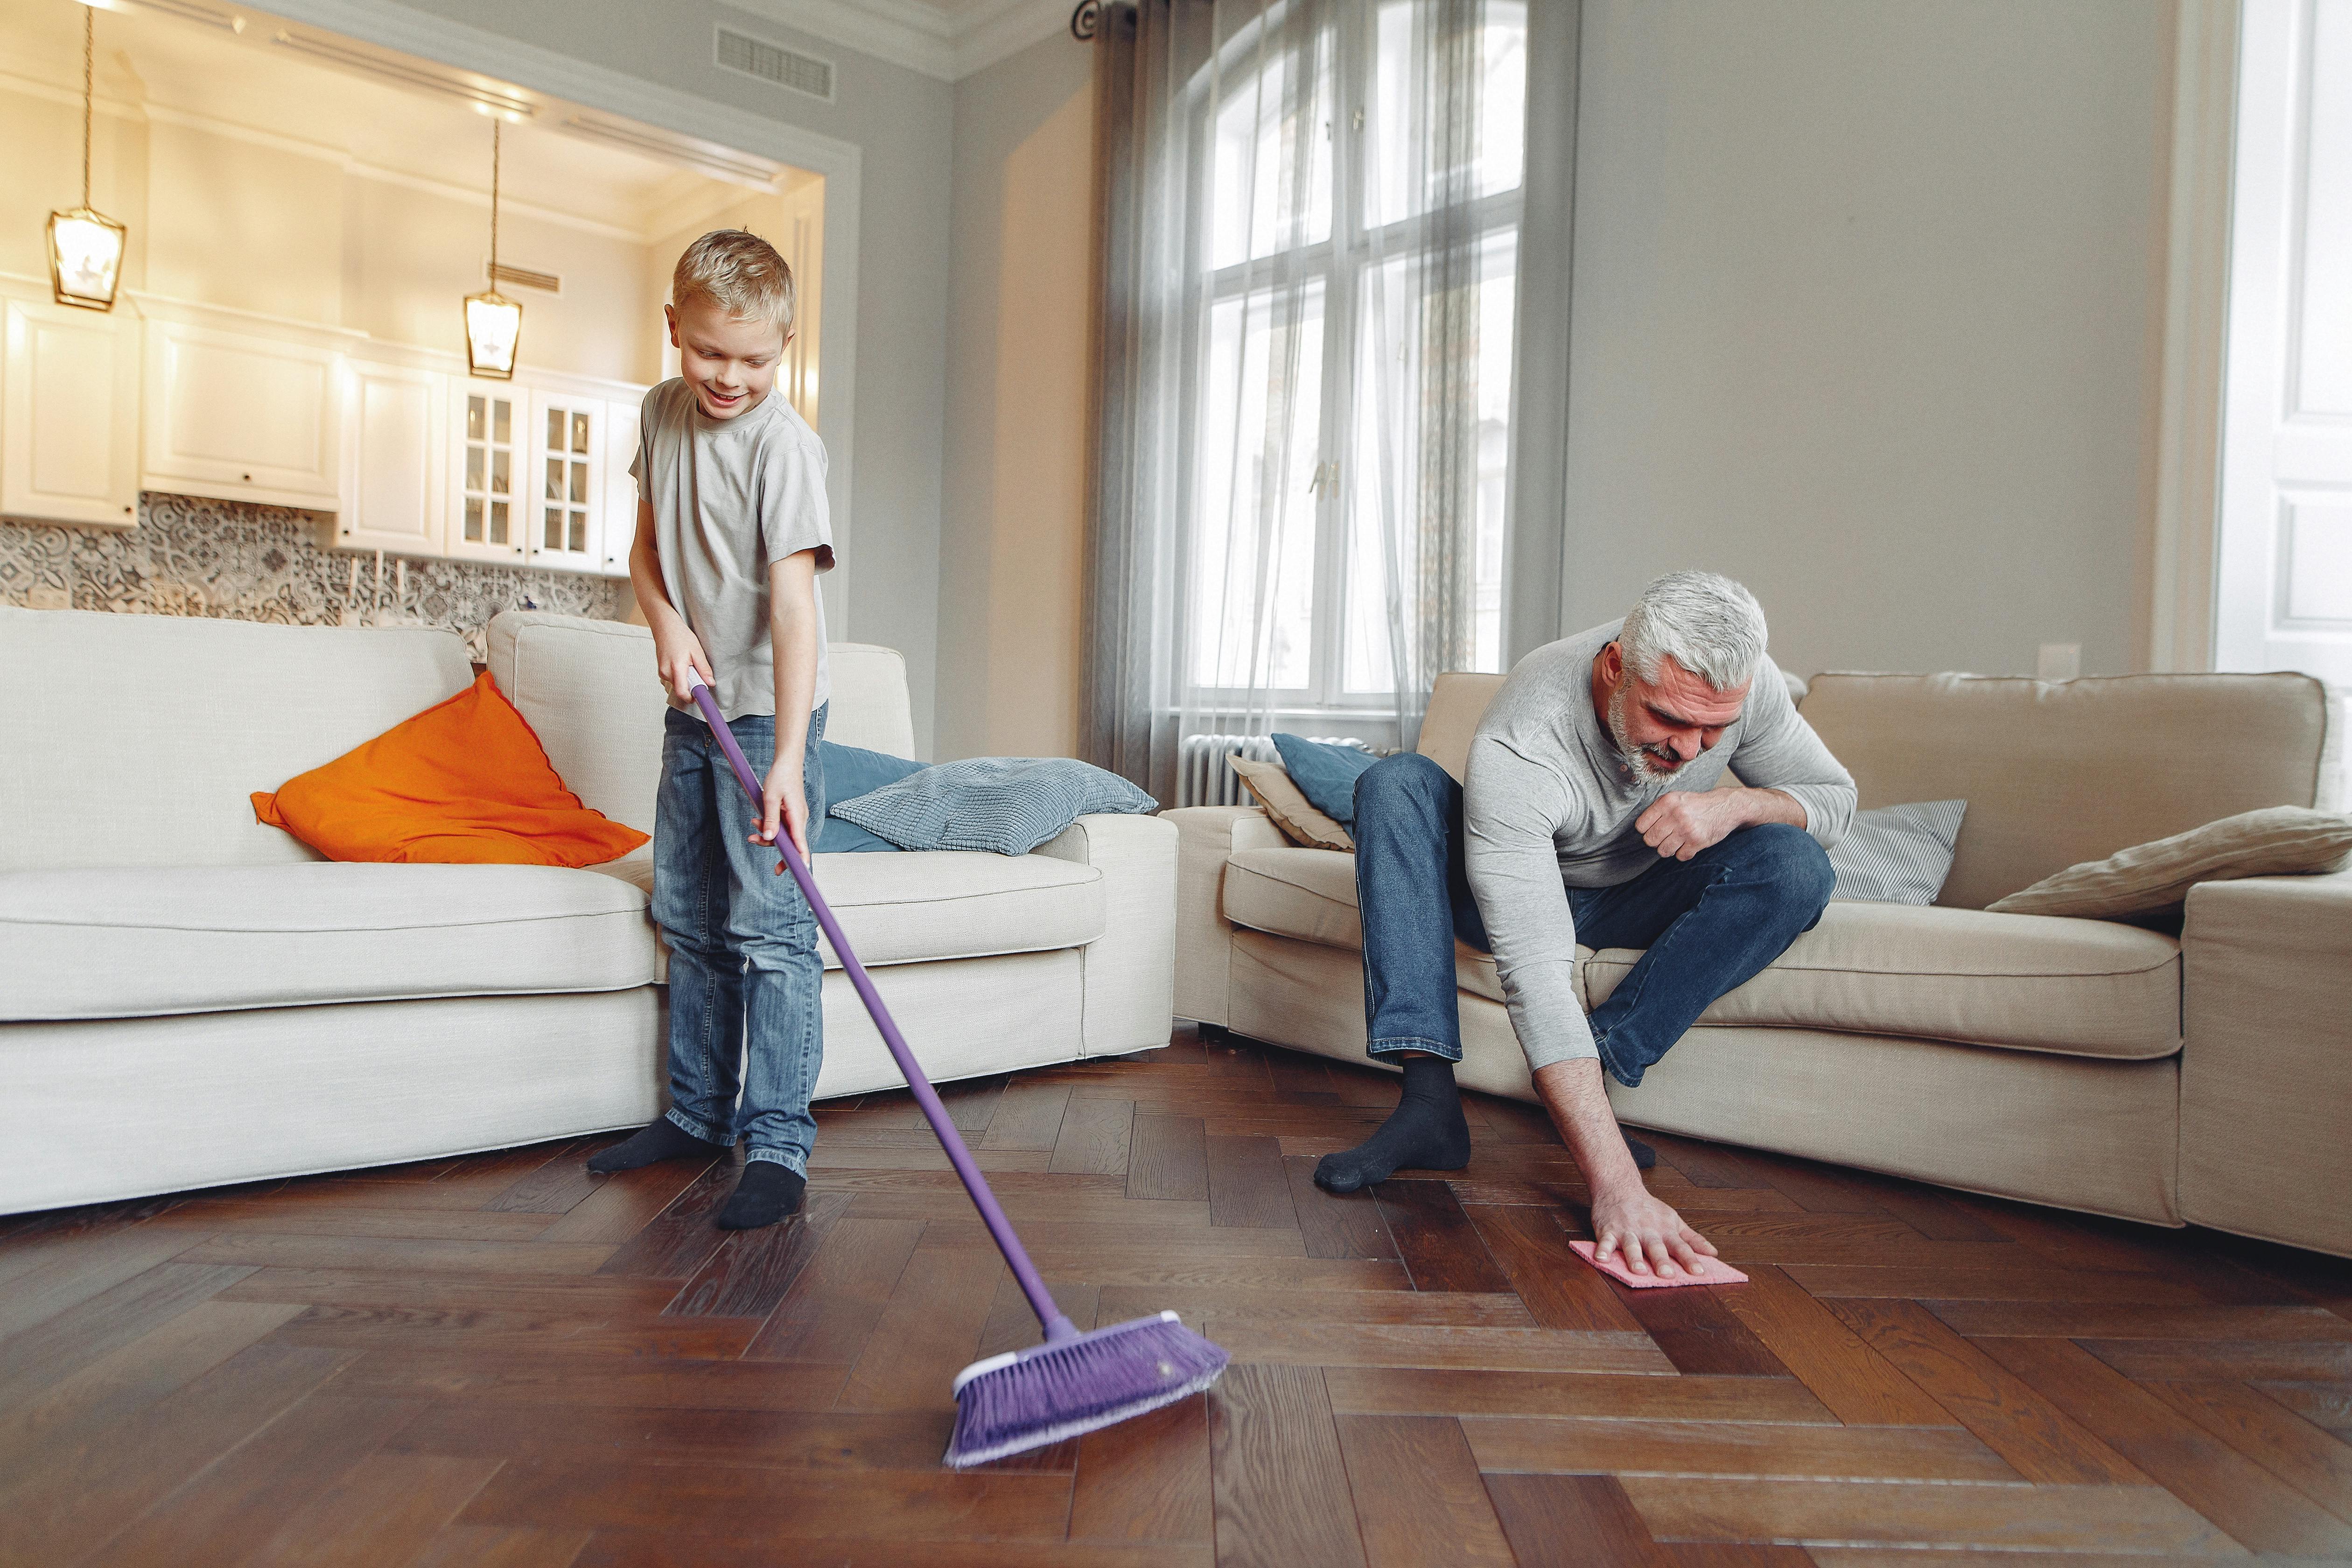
top-left (1463, 620), bottom-right (1856, 1071)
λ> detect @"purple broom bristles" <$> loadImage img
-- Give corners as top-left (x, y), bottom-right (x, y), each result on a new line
top-left (946, 1312), bottom-right (1230, 1468)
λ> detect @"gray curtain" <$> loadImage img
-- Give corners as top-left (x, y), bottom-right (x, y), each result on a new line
top-left (1084, 0), bottom-right (1571, 799)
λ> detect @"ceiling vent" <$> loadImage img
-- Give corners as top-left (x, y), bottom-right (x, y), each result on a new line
top-left (715, 26), bottom-right (834, 103)
top-left (486, 260), bottom-right (561, 295)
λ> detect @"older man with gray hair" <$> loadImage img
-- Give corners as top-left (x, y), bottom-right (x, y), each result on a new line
top-left (1316, 571), bottom-right (1855, 1278)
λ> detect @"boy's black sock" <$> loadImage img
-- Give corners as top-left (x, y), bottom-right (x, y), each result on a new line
top-left (586, 1118), bottom-right (724, 1174)
top-left (1314, 1055), bottom-right (1472, 1194)
top-left (717, 1162), bottom-right (806, 1230)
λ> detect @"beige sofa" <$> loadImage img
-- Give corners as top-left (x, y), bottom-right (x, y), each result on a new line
top-left (1171, 668), bottom-right (2352, 1257)
top-left (0, 607), bottom-right (1174, 1215)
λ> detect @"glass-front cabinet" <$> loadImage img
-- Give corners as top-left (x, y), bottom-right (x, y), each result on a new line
top-left (530, 393), bottom-right (603, 572)
top-left (449, 387), bottom-right (525, 563)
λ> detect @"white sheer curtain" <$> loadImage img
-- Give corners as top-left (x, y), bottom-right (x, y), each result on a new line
top-left (1086, 0), bottom-right (1540, 801)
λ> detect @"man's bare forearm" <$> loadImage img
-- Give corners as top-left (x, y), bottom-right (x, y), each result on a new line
top-left (1532, 1057), bottom-right (1641, 1197)
top-left (1729, 785), bottom-right (1805, 829)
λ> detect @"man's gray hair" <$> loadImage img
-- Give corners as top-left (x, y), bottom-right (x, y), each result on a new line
top-left (1619, 570), bottom-right (1769, 692)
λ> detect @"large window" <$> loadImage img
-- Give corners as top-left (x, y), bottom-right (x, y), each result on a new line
top-left (1188, 1), bottom-right (1526, 711)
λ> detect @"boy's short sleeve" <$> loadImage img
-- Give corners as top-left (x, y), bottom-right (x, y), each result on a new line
top-left (627, 385), bottom-right (657, 487)
top-left (758, 425), bottom-right (834, 573)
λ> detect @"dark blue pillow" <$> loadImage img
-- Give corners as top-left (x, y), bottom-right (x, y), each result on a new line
top-left (1271, 734), bottom-right (1379, 826)
top-left (817, 740), bottom-right (925, 853)
top-left (831, 757), bottom-right (1157, 855)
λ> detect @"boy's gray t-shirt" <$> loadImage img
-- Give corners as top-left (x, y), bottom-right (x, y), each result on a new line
top-left (630, 379), bottom-right (833, 721)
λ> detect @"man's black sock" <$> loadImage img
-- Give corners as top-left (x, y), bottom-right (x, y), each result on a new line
top-left (717, 1162), bottom-right (806, 1230)
top-left (586, 1119), bottom-right (724, 1175)
top-left (1623, 1131), bottom-right (1657, 1171)
top-left (1314, 1055), bottom-right (1472, 1194)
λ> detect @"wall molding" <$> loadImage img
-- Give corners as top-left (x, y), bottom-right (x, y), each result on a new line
top-left (2145, 0), bottom-right (2241, 673)
top-left (728, 0), bottom-right (1074, 82)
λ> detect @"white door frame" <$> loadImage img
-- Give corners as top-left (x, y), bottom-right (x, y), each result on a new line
top-left (261, 0), bottom-right (865, 638)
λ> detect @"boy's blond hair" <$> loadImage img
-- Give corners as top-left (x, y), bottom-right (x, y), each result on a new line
top-left (672, 229), bottom-right (795, 336)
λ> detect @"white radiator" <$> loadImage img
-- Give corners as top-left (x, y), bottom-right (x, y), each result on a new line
top-left (1175, 732), bottom-right (1374, 809)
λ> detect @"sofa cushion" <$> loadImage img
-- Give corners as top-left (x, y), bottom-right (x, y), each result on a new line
top-left (1224, 846), bottom-right (2180, 1061)
top-left (1582, 901), bottom-right (2181, 1061)
top-left (1, 864), bottom-right (659, 1021)
top-left (588, 848), bottom-right (1107, 974)
top-left (1222, 846), bottom-right (1521, 1005)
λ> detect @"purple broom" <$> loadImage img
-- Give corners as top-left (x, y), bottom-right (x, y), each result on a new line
top-left (684, 674), bottom-right (1229, 1466)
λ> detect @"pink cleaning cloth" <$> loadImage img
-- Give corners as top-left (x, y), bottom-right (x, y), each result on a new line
top-left (1569, 1239), bottom-right (1748, 1289)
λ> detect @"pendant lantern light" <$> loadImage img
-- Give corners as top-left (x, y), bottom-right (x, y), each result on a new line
top-left (462, 117), bottom-right (521, 379)
top-left (48, 6), bottom-right (127, 312)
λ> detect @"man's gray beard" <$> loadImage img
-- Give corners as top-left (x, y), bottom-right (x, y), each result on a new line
top-left (1607, 681), bottom-right (1670, 785)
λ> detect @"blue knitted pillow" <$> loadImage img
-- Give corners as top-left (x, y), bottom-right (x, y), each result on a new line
top-left (816, 740), bottom-right (926, 853)
top-left (1271, 733), bottom-right (1379, 825)
top-left (828, 757), bottom-right (1158, 855)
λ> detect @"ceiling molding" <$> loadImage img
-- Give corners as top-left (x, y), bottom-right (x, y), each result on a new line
top-left (724, 0), bottom-right (1073, 82)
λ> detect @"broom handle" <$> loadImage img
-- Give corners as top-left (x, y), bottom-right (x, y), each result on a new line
top-left (686, 678), bottom-right (1078, 1343)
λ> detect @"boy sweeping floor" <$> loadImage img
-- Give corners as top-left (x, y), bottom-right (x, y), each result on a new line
top-left (586, 229), bottom-right (834, 1231)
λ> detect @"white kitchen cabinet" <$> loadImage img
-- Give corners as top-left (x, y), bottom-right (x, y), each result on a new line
top-left (526, 391), bottom-right (604, 574)
top-left (1, 297), bottom-right (142, 528)
top-left (332, 360), bottom-right (447, 557)
top-left (143, 320), bottom-right (342, 509)
top-left (602, 394), bottom-right (641, 578)
top-left (446, 385), bottom-right (528, 565)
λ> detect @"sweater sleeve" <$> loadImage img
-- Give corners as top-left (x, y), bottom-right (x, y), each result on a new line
top-left (1730, 661), bottom-right (1857, 849)
top-left (1463, 736), bottom-right (1598, 1071)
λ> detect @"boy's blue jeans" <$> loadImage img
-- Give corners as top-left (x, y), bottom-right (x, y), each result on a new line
top-left (652, 701), bottom-right (828, 1174)
top-left (1353, 752), bottom-right (1834, 1087)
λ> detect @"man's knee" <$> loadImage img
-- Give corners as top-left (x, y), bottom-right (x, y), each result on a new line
top-left (1353, 750), bottom-right (1452, 826)
top-left (1737, 822), bottom-right (1835, 918)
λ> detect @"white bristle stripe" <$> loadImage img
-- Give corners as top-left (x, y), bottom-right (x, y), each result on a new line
top-left (950, 1310), bottom-right (1181, 1397)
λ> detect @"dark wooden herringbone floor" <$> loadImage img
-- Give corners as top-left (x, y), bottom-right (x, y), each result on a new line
top-left (6, 1025), bottom-right (2352, 1566)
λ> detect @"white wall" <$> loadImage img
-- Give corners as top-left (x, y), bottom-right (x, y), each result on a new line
top-left (937, 33), bottom-right (1097, 762)
top-left (382, 0), bottom-right (955, 755)
top-left (1561, 0), bottom-right (2172, 680)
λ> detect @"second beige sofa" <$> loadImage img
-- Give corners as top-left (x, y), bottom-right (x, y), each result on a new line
top-left (1170, 668), bottom-right (2350, 1257)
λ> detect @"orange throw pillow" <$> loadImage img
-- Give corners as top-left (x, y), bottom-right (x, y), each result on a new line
top-left (252, 671), bottom-right (649, 867)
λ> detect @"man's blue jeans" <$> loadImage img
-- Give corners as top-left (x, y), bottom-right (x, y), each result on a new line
top-left (651, 701), bottom-right (828, 1173)
top-left (1354, 751), bottom-right (1834, 1087)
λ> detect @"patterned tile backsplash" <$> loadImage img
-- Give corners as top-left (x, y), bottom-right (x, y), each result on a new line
top-left (0, 493), bottom-right (625, 660)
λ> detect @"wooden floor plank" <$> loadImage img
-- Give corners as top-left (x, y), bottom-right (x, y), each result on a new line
top-left (1791, 1262), bottom-right (2207, 1303)
top-left (2258, 1379), bottom-right (2352, 1441)
top-left (178, 1234), bottom-right (617, 1279)
top-left (0, 1259), bottom-right (255, 1411)
top-left (2079, 1337), bottom-right (2352, 1382)
top-left (833, 1244), bottom-right (1002, 1411)
top-left (1069, 1392), bottom-right (1213, 1544)
top-left (1282, 1156), bottom-right (1400, 1261)
top-left (1206, 1135), bottom-right (1301, 1230)
top-left (1975, 1334), bottom-right (2352, 1556)
top-left (385, 1400), bottom-right (958, 1471)
top-left (1484, 1472), bottom-right (1678, 1567)
top-left (1098, 1286), bottom-right (1532, 1329)
top-left (1623, 1282), bottom-right (1792, 1377)
top-left (575, 1534), bottom-right (1206, 1567)
top-left (740, 1216), bottom-right (924, 1364)
top-left (1462, 1414), bottom-right (2017, 1482)
top-left (330, 1348), bottom-right (852, 1412)
top-left (1202, 1322), bottom-right (1673, 1374)
top-left (1334, 1414), bottom-right (1514, 1567)
top-left (84, 1393), bottom-right (429, 1568)
top-left (978, 1080), bottom-right (1073, 1151)
top-left (1323, 1367), bottom-right (1833, 1423)
top-left (1371, 1180), bottom-right (1512, 1294)
top-left (1050, 1098), bottom-right (1135, 1176)
top-left (1127, 1116), bottom-right (1211, 1202)
top-left (405, 1523), bottom-right (594, 1568)
top-left (589, 1160), bottom-right (736, 1280)
top-left (2139, 1379), bottom-right (2352, 1526)
top-left (242, 1452), bottom-right (505, 1568)
top-left (1208, 1363), bottom-right (1366, 1568)
top-left (1463, 1202), bottom-right (1645, 1332)
top-left (1822, 1297), bottom-right (2150, 1485)
top-left (1617, 1476), bottom-right (2237, 1555)
top-left (1715, 1265), bottom-right (1953, 1426)
top-left (661, 1190), bottom-right (847, 1319)
top-left (1927, 1299), bottom-right (2352, 1340)
top-left (0, 1227), bottom-right (199, 1340)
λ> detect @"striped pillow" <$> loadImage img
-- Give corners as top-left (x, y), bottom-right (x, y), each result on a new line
top-left (1827, 799), bottom-right (1967, 906)
top-left (829, 757), bottom-right (1157, 856)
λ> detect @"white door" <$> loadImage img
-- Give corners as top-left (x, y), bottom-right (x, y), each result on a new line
top-left (526, 391), bottom-right (603, 574)
top-left (334, 361), bottom-right (447, 556)
top-left (448, 384), bottom-right (528, 565)
top-left (601, 395), bottom-right (640, 578)
top-left (143, 321), bottom-right (342, 508)
top-left (2217, 0), bottom-right (2352, 703)
top-left (1, 298), bottom-right (141, 528)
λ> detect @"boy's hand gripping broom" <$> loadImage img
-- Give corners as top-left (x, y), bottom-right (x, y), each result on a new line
top-left (685, 675), bottom-right (1229, 1466)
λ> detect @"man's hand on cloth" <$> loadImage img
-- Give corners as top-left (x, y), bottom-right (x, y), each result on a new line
top-left (1590, 1182), bottom-right (1721, 1279)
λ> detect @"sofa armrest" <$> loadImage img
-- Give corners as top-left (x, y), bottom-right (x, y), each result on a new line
top-left (2180, 868), bottom-right (2352, 1257)
top-left (1033, 813), bottom-right (1179, 1057)
top-left (1162, 805), bottom-right (1288, 1027)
